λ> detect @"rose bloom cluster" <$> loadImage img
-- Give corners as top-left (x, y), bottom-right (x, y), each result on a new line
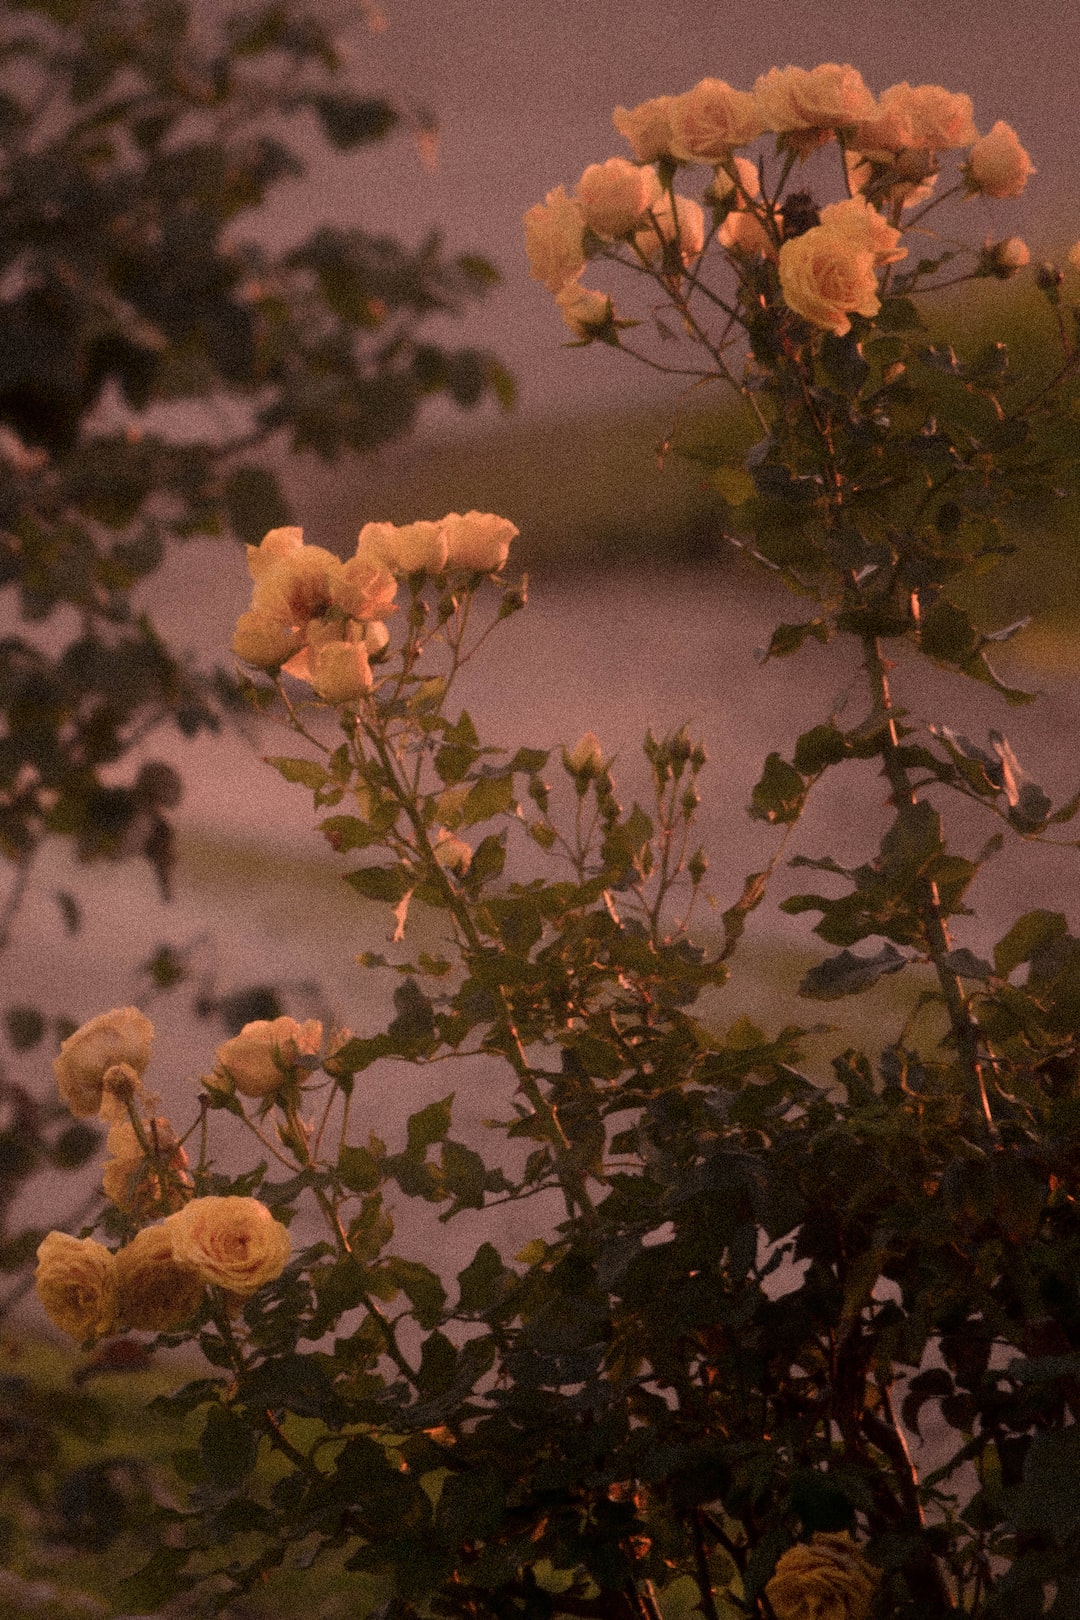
top-left (233, 513), bottom-right (518, 704)
top-left (36, 1008), bottom-right (296, 1343)
top-left (525, 64), bottom-right (1036, 341)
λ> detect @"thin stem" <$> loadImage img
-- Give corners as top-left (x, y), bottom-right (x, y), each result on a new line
top-left (0, 846), bottom-right (37, 958)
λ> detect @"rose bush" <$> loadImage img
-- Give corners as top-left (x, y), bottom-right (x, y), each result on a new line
top-left (27, 57), bottom-right (1080, 1620)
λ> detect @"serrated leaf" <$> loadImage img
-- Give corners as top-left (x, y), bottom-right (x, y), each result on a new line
top-left (798, 944), bottom-right (908, 1000)
top-left (266, 755), bottom-right (329, 790)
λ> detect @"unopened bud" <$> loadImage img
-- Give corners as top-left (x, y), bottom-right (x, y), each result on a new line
top-left (981, 236), bottom-right (1030, 280)
top-left (563, 731), bottom-right (605, 779)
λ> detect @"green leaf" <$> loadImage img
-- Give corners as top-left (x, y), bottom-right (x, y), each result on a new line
top-left (406, 1095), bottom-right (454, 1158)
top-left (266, 756), bottom-right (329, 790)
top-left (338, 1144), bottom-right (384, 1194)
top-left (345, 864), bottom-right (413, 903)
top-left (461, 773), bottom-right (515, 825)
top-left (4, 1004), bottom-right (45, 1050)
top-left (435, 1467), bottom-right (505, 1546)
top-left (994, 910), bottom-right (1069, 977)
top-left (224, 466), bottom-right (289, 545)
top-left (200, 1402), bottom-right (258, 1488)
top-left (457, 1243), bottom-right (513, 1314)
top-left (798, 944), bottom-right (908, 999)
top-left (383, 1257), bottom-right (446, 1328)
top-left (763, 619), bottom-right (830, 660)
top-left (792, 723), bottom-right (849, 774)
top-left (749, 753), bottom-right (807, 824)
top-left (312, 94), bottom-right (398, 148)
top-left (441, 1139), bottom-right (488, 1210)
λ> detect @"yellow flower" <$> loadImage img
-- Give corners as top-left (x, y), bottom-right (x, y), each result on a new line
top-left (54, 1007), bottom-right (154, 1118)
top-left (35, 1232), bottom-right (119, 1343)
top-left (355, 519), bottom-right (449, 576)
top-left (754, 64), bottom-right (876, 138)
top-left (575, 158), bottom-right (661, 240)
top-left (612, 96), bottom-right (676, 162)
top-left (524, 185), bottom-right (587, 292)
top-left (212, 1016), bottom-right (323, 1099)
top-left (669, 78), bottom-right (764, 160)
top-left (818, 196), bottom-right (906, 267)
top-left (165, 1196), bottom-right (291, 1295)
top-left (966, 120), bottom-right (1035, 199)
top-left (766, 1533), bottom-right (879, 1620)
top-left (116, 1225), bottom-right (204, 1333)
top-left (779, 227), bottom-right (880, 336)
top-left (102, 1117), bottom-right (191, 1218)
top-left (442, 511), bottom-right (519, 571)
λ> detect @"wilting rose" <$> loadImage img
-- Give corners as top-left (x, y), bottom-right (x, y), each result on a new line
top-left (355, 519), bottom-right (449, 576)
top-left (165, 1196), bottom-right (291, 1294)
top-left (612, 96), bottom-right (676, 161)
top-left (556, 284), bottom-right (613, 337)
top-left (102, 1117), bottom-right (191, 1218)
top-left (116, 1224), bottom-right (204, 1333)
top-left (765, 1533), bottom-right (879, 1620)
top-left (635, 194), bottom-right (706, 265)
top-left (442, 511), bottom-right (518, 571)
top-left (54, 1007), bottom-right (154, 1118)
top-left (779, 226), bottom-right (880, 336)
top-left (966, 120), bottom-right (1035, 198)
top-left (232, 609), bottom-right (304, 670)
top-left (575, 158), bottom-right (661, 239)
top-left (669, 78), bottom-right (764, 160)
top-left (563, 732), bottom-right (605, 776)
top-left (35, 1232), bottom-right (119, 1343)
top-left (524, 185), bottom-right (587, 292)
top-left (753, 64), bottom-right (876, 137)
top-left (877, 82), bottom-right (977, 149)
top-left (212, 1016), bottom-right (322, 1098)
top-left (309, 639), bottom-right (374, 704)
top-left (818, 196), bottom-right (906, 265)
top-left (433, 829), bottom-right (472, 875)
top-left (245, 525), bottom-right (304, 580)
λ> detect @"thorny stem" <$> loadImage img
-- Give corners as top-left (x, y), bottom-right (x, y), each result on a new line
top-left (861, 633), bottom-right (997, 1137)
top-left (362, 720), bottom-right (597, 1224)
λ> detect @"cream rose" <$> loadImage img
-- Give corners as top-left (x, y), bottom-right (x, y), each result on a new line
top-left (711, 155), bottom-right (761, 203)
top-left (612, 96), bottom-right (676, 161)
top-left (355, 519), bottom-right (449, 576)
top-left (718, 208), bottom-right (773, 257)
top-left (245, 525), bottom-right (304, 581)
top-left (212, 1016), bottom-right (322, 1098)
top-left (102, 1116), bottom-right (191, 1218)
top-left (116, 1224), bottom-right (204, 1333)
top-left (556, 284), bottom-right (613, 337)
top-left (668, 78), bottom-right (764, 160)
top-left (35, 1232), bottom-right (119, 1343)
top-left (779, 226), bottom-right (881, 336)
top-left (819, 196), bottom-right (906, 265)
top-left (442, 511), bottom-right (518, 572)
top-left (165, 1196), bottom-right (291, 1294)
top-left (966, 120), bottom-right (1035, 198)
top-left (54, 1006), bottom-right (154, 1118)
top-left (753, 64), bottom-right (876, 137)
top-left (232, 609), bottom-right (304, 670)
top-left (524, 185), bottom-right (587, 292)
top-left (330, 555), bottom-right (398, 620)
top-left (984, 236), bottom-right (1031, 278)
top-left (635, 194), bottom-right (706, 265)
top-left (765, 1533), bottom-right (879, 1620)
top-left (249, 544), bottom-right (343, 627)
top-left (574, 158), bottom-right (661, 239)
top-left (309, 639), bottom-right (373, 704)
top-left (878, 82), bottom-right (977, 150)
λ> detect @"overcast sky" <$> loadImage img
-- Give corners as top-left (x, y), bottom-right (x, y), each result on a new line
top-left (246, 0), bottom-right (1080, 427)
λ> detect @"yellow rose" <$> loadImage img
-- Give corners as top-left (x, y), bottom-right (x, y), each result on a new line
top-left (575, 158), bottom-right (661, 240)
top-left (1068, 241), bottom-right (1080, 272)
top-left (877, 82), bottom-right (977, 150)
top-left (442, 511), bottom-right (518, 572)
top-left (556, 284), bottom-right (613, 338)
top-left (165, 1196), bottom-right (291, 1294)
top-left (54, 1006), bottom-right (154, 1118)
top-left (330, 555), bottom-right (398, 619)
top-left (711, 155), bottom-right (761, 204)
top-left (524, 185), bottom-right (587, 292)
top-left (232, 609), bottom-right (304, 670)
top-left (753, 64), bottom-right (876, 137)
top-left (635, 194), bottom-right (706, 265)
top-left (818, 196), bottom-right (906, 266)
top-left (355, 519), bottom-right (449, 576)
top-left (309, 639), bottom-right (374, 704)
top-left (668, 78), bottom-right (764, 160)
top-left (766, 1533), bottom-right (879, 1620)
top-left (212, 1016), bottom-right (322, 1098)
top-left (35, 1232), bottom-right (119, 1343)
top-left (116, 1224), bottom-right (204, 1333)
top-left (966, 121), bottom-right (1035, 199)
top-left (612, 96), bottom-right (676, 162)
top-left (718, 208), bottom-right (773, 258)
top-left (779, 226), bottom-right (880, 336)
top-left (245, 525), bottom-right (304, 580)
top-left (249, 544), bottom-right (343, 628)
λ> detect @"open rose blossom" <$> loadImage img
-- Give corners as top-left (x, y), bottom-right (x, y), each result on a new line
top-left (668, 78), bottom-right (764, 160)
top-left (556, 284), bottom-right (613, 338)
top-left (818, 196), bottom-right (906, 265)
top-left (612, 95), bottom-right (676, 161)
top-left (442, 511), bottom-right (518, 571)
top-left (753, 64), bottom-right (876, 139)
top-left (635, 194), bottom-right (706, 265)
top-left (165, 1196), bottom-right (291, 1294)
top-left (779, 226), bottom-right (881, 336)
top-left (35, 1232), bottom-right (119, 1342)
top-left (309, 638), bottom-right (373, 704)
top-left (524, 185), bottom-right (587, 291)
top-left (212, 1016), bottom-right (322, 1098)
top-left (765, 1533), bottom-right (879, 1620)
top-left (54, 1007), bottom-right (154, 1118)
top-left (355, 519), bottom-right (449, 576)
top-left (966, 120), bottom-right (1035, 198)
top-left (116, 1224), bottom-right (204, 1333)
top-left (574, 158), bottom-right (661, 240)
top-left (877, 82), bottom-right (977, 150)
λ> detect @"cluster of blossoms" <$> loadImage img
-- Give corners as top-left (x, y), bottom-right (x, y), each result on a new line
top-left (36, 1008), bottom-right (301, 1343)
top-left (232, 512), bottom-right (518, 703)
top-left (525, 63), bottom-right (1040, 342)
